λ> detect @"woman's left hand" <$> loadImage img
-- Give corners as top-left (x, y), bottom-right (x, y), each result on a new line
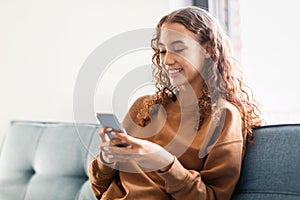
top-left (100, 132), bottom-right (175, 171)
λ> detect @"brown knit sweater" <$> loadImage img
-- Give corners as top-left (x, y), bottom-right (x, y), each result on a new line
top-left (89, 95), bottom-right (245, 200)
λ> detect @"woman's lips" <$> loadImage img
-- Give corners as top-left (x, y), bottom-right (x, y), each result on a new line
top-left (168, 68), bottom-right (183, 78)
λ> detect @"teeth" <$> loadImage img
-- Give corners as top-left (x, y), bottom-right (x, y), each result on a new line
top-left (169, 69), bottom-right (182, 74)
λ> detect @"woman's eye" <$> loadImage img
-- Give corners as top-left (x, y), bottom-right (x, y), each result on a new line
top-left (173, 48), bottom-right (185, 53)
top-left (159, 50), bottom-right (166, 54)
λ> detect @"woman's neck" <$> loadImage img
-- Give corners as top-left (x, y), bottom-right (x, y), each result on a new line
top-left (176, 81), bottom-right (203, 106)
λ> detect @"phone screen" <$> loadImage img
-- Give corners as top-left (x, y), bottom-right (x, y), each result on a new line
top-left (96, 113), bottom-right (130, 147)
top-left (96, 113), bottom-right (125, 133)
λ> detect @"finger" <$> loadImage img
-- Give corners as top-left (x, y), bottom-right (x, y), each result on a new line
top-left (100, 153), bottom-right (115, 163)
top-left (98, 127), bottom-right (112, 142)
top-left (98, 128), bottom-right (106, 141)
top-left (105, 145), bottom-right (143, 159)
top-left (102, 152), bottom-right (136, 162)
top-left (100, 144), bottom-right (111, 152)
top-left (114, 132), bottom-right (141, 147)
top-left (100, 140), bottom-right (129, 153)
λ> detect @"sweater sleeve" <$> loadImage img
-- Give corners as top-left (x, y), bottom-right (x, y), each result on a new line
top-left (88, 154), bottom-right (117, 199)
top-left (158, 104), bottom-right (244, 200)
top-left (88, 95), bottom-right (151, 199)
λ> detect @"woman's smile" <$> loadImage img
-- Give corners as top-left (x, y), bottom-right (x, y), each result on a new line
top-left (168, 67), bottom-right (183, 78)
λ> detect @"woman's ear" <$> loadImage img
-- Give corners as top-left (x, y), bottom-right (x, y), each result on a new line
top-left (203, 42), bottom-right (212, 58)
top-left (204, 49), bottom-right (211, 58)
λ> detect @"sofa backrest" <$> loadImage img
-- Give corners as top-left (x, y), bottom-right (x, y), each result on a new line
top-left (232, 124), bottom-right (300, 199)
top-left (0, 121), bottom-right (100, 200)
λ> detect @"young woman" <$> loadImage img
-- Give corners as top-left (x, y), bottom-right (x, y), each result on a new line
top-left (89, 7), bottom-right (262, 200)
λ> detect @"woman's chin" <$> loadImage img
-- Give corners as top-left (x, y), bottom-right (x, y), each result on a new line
top-left (170, 78), bottom-right (187, 87)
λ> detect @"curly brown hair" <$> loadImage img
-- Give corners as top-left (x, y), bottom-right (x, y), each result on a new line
top-left (137, 7), bottom-right (262, 142)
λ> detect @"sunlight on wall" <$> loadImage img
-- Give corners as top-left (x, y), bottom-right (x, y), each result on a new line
top-left (240, 0), bottom-right (300, 124)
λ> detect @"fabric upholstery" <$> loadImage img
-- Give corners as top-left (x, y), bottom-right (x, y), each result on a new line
top-left (232, 124), bottom-right (300, 199)
top-left (0, 121), bottom-right (99, 200)
top-left (0, 121), bottom-right (299, 199)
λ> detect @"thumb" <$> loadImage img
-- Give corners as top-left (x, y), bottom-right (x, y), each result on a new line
top-left (114, 132), bottom-right (141, 146)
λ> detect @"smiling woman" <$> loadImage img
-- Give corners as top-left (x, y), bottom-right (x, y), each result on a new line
top-left (158, 24), bottom-right (208, 89)
top-left (89, 6), bottom-right (262, 200)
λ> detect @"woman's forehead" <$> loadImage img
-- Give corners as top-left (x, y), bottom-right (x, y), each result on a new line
top-left (161, 22), bottom-right (190, 33)
top-left (159, 29), bottom-right (201, 50)
top-left (159, 23), bottom-right (198, 45)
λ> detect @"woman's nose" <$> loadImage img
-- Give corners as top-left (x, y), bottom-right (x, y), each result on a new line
top-left (162, 51), bottom-right (176, 66)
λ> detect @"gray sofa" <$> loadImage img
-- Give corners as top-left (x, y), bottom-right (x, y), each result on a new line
top-left (0, 121), bottom-right (99, 200)
top-left (232, 124), bottom-right (300, 200)
top-left (0, 121), bottom-right (299, 200)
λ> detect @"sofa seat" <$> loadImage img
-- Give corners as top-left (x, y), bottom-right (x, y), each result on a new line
top-left (0, 121), bottom-right (99, 200)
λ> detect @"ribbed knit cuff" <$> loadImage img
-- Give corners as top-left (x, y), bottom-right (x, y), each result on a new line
top-left (95, 154), bottom-right (116, 175)
top-left (157, 158), bottom-right (189, 188)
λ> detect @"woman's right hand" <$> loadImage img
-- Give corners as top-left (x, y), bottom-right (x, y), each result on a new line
top-left (98, 127), bottom-right (116, 164)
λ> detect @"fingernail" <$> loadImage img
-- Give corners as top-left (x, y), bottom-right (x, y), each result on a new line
top-left (110, 131), bottom-right (116, 136)
top-left (106, 127), bottom-right (113, 132)
top-left (103, 147), bottom-right (109, 151)
top-left (107, 155), bottom-right (113, 158)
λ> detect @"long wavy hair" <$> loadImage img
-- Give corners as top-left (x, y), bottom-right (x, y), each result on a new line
top-left (137, 7), bottom-right (262, 142)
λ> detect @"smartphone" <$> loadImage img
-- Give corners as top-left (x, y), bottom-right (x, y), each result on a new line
top-left (96, 113), bottom-right (130, 147)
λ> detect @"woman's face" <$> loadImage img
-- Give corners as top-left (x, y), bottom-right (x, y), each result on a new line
top-left (158, 22), bottom-right (209, 90)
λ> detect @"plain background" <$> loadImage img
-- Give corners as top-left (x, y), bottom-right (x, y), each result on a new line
top-left (240, 0), bottom-right (300, 124)
top-left (0, 0), bottom-right (193, 150)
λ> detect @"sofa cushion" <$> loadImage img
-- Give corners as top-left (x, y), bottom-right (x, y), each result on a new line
top-left (0, 121), bottom-right (99, 200)
top-left (232, 124), bottom-right (300, 199)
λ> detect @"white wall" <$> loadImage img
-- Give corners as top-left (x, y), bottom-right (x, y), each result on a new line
top-left (0, 0), bottom-right (193, 149)
top-left (240, 0), bottom-right (300, 124)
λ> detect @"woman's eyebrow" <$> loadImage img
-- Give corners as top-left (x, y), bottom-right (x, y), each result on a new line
top-left (170, 40), bottom-right (185, 45)
top-left (158, 40), bottom-right (185, 47)
top-left (158, 42), bottom-right (165, 47)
